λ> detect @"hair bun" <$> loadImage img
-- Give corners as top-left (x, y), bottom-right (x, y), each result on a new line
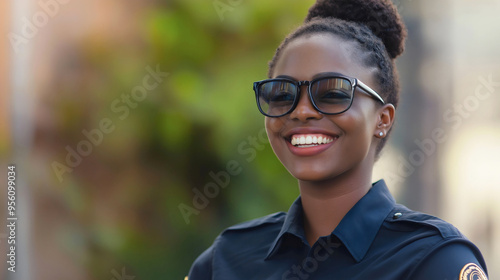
top-left (305, 0), bottom-right (407, 59)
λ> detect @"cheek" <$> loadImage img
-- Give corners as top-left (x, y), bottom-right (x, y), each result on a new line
top-left (265, 117), bottom-right (284, 140)
top-left (339, 108), bottom-right (377, 152)
top-left (265, 117), bottom-right (288, 159)
top-left (346, 114), bottom-right (371, 136)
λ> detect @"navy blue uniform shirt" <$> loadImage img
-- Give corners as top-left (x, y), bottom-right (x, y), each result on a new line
top-left (188, 180), bottom-right (488, 279)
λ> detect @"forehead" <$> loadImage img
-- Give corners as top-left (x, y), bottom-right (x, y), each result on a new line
top-left (273, 34), bottom-right (376, 82)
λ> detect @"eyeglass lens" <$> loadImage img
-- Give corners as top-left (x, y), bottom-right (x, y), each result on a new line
top-left (258, 77), bottom-right (353, 116)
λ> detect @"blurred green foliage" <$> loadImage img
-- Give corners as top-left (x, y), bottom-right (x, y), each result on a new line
top-left (51, 0), bottom-right (316, 279)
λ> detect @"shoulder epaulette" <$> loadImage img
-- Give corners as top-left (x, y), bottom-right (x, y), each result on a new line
top-left (387, 204), bottom-right (464, 239)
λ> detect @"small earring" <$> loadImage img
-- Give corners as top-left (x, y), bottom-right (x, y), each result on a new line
top-left (379, 132), bottom-right (384, 137)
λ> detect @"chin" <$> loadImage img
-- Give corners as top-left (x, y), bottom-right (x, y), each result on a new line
top-left (287, 165), bottom-right (339, 183)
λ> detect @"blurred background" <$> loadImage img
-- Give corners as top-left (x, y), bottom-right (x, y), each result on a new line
top-left (1, 0), bottom-right (499, 279)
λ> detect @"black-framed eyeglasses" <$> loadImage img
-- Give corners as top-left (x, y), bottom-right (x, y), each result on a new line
top-left (253, 73), bottom-right (386, 117)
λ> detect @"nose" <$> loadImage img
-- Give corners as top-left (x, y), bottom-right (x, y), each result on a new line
top-left (289, 86), bottom-right (322, 122)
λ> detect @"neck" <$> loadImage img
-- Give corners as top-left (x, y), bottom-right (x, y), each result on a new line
top-left (299, 171), bottom-right (373, 246)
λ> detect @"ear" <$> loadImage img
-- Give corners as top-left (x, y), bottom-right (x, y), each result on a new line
top-left (374, 104), bottom-right (395, 138)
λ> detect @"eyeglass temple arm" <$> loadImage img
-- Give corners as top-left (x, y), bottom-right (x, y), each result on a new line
top-left (357, 80), bottom-right (385, 104)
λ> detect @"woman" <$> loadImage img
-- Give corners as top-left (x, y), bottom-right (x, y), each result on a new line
top-left (188, 0), bottom-right (488, 279)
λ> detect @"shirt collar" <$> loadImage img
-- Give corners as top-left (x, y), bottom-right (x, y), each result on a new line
top-left (265, 180), bottom-right (395, 262)
top-left (333, 180), bottom-right (395, 262)
top-left (265, 196), bottom-right (307, 259)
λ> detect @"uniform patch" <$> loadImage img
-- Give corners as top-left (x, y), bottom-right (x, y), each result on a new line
top-left (459, 263), bottom-right (488, 280)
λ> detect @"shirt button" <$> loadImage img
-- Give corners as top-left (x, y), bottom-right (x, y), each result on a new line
top-left (393, 212), bottom-right (403, 219)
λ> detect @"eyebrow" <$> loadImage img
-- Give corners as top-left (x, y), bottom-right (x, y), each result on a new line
top-left (311, 72), bottom-right (344, 79)
top-left (274, 74), bottom-right (297, 80)
top-left (274, 72), bottom-right (345, 81)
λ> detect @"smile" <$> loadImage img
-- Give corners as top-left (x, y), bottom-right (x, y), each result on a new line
top-left (290, 134), bottom-right (337, 148)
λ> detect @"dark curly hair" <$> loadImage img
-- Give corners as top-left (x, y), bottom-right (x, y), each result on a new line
top-left (267, 0), bottom-right (407, 155)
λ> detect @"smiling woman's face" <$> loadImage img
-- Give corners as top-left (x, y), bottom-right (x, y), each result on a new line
top-left (266, 34), bottom-right (386, 183)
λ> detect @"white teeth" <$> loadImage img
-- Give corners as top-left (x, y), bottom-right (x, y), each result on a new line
top-left (290, 134), bottom-right (336, 147)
